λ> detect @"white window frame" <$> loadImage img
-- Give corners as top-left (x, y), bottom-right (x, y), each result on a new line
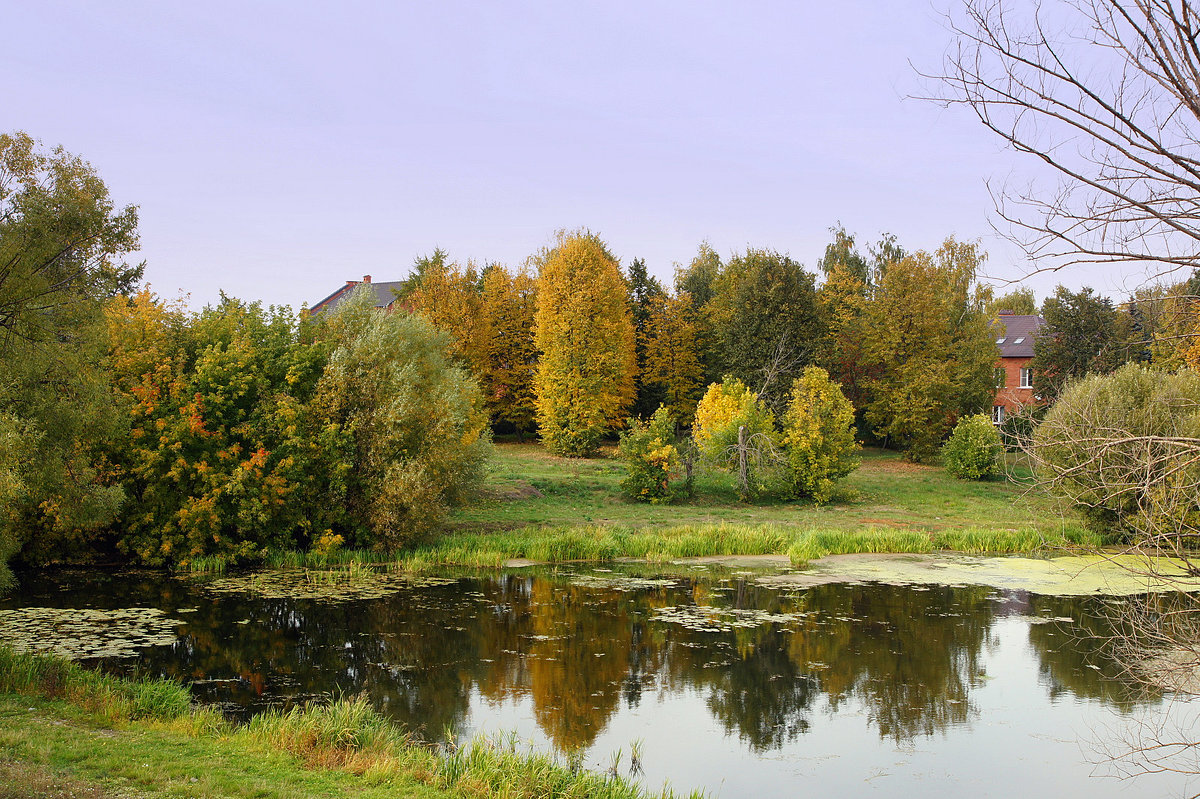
top-left (992, 405), bottom-right (1006, 425)
top-left (1019, 367), bottom-right (1033, 389)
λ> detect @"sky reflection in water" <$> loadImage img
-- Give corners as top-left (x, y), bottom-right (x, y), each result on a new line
top-left (4, 565), bottom-right (1195, 798)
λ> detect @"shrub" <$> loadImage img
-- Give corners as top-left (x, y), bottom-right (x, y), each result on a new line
top-left (1030, 364), bottom-right (1200, 543)
top-left (617, 406), bottom-right (681, 503)
top-left (780, 367), bottom-right (860, 502)
top-left (941, 414), bottom-right (1003, 480)
top-left (692, 378), bottom-right (778, 499)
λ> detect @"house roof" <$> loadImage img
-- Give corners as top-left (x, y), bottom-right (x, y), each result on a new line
top-left (309, 277), bottom-right (406, 315)
top-left (992, 313), bottom-right (1044, 358)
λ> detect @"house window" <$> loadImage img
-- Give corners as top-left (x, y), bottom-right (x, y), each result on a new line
top-left (992, 405), bottom-right (1006, 425)
top-left (1019, 367), bottom-right (1033, 389)
top-left (993, 367), bottom-right (1006, 389)
top-left (996, 337), bottom-right (1007, 344)
top-left (1013, 337), bottom-right (1025, 344)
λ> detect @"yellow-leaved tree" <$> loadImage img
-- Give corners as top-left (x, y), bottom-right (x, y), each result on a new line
top-left (480, 264), bottom-right (539, 440)
top-left (533, 231), bottom-right (636, 456)
top-left (781, 367), bottom-right (860, 503)
top-left (408, 258), bottom-right (490, 378)
top-left (640, 292), bottom-right (705, 426)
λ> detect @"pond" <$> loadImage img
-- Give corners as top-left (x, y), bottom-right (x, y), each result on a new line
top-left (3, 559), bottom-right (1197, 798)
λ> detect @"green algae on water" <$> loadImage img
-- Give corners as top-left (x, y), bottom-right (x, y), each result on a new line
top-left (758, 553), bottom-right (1200, 596)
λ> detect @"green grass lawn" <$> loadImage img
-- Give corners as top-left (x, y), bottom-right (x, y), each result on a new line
top-left (248, 443), bottom-right (1097, 575)
top-left (450, 443), bottom-right (1072, 536)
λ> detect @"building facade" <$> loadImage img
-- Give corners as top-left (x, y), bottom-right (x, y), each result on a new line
top-left (991, 311), bottom-right (1044, 424)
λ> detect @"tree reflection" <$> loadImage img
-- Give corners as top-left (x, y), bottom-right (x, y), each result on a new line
top-left (11, 566), bottom-right (1143, 757)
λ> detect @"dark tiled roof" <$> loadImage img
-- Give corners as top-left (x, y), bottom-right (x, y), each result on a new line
top-left (992, 314), bottom-right (1044, 358)
top-left (310, 280), bottom-right (406, 314)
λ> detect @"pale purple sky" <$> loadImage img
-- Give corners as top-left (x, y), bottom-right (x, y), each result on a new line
top-left (6, 1), bottom-right (1134, 309)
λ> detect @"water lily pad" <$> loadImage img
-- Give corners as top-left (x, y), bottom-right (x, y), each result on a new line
top-left (0, 606), bottom-right (182, 659)
top-left (199, 568), bottom-right (459, 601)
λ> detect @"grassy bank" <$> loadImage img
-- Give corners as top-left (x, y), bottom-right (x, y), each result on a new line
top-left (0, 646), bottom-right (702, 799)
top-left (213, 445), bottom-right (1102, 575)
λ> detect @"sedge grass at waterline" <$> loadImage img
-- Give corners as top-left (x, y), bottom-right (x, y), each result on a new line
top-left (0, 644), bottom-right (706, 799)
top-left (295, 522), bottom-right (1097, 571)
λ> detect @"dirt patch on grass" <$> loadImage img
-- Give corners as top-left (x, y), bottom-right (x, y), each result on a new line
top-left (485, 482), bottom-right (544, 501)
top-left (0, 760), bottom-right (135, 799)
top-left (865, 459), bottom-right (937, 474)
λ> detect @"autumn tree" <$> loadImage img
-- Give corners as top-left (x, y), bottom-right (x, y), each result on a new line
top-left (986, 287), bottom-right (1038, 317)
top-left (693, 378), bottom-right (778, 499)
top-left (532, 231), bottom-right (636, 456)
top-left (627, 257), bottom-right (668, 418)
top-left (780, 367), bottom-right (860, 503)
top-left (639, 292), bottom-right (705, 425)
top-left (817, 227), bottom-right (877, 414)
top-left (706, 249), bottom-right (823, 411)
top-left (408, 256), bottom-right (490, 378)
top-left (862, 237), bottom-right (997, 461)
top-left (674, 242), bottom-right (724, 384)
top-left (109, 293), bottom-right (332, 566)
top-left (479, 264), bottom-right (539, 440)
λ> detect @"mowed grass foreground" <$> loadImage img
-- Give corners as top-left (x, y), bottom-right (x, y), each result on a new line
top-left (248, 443), bottom-right (1101, 575)
top-left (0, 646), bottom-right (703, 799)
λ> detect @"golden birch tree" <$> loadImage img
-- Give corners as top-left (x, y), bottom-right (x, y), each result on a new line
top-left (533, 231), bottom-right (636, 456)
top-left (480, 264), bottom-right (539, 440)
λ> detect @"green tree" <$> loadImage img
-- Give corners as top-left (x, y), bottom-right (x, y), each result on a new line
top-left (532, 231), bottom-right (636, 456)
top-left (1031, 286), bottom-right (1126, 403)
top-left (0, 132), bottom-right (141, 575)
top-left (1030, 364), bottom-right (1200, 546)
top-left (780, 367), bottom-right (860, 503)
top-left (706, 249), bottom-right (823, 411)
top-left (986, 287), bottom-right (1038, 317)
top-left (674, 242), bottom-right (724, 384)
top-left (627, 258), bottom-right (668, 418)
top-left (862, 238), bottom-right (997, 461)
top-left (315, 286), bottom-right (492, 548)
top-left (941, 414), bottom-right (1003, 480)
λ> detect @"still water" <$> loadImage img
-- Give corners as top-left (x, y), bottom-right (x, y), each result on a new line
top-left (4, 564), bottom-right (1196, 797)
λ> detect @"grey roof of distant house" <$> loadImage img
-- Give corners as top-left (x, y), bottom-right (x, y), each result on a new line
top-left (310, 280), bottom-right (406, 314)
top-left (992, 314), bottom-right (1044, 358)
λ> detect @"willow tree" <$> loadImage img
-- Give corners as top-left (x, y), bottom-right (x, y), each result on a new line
top-left (533, 231), bottom-right (636, 456)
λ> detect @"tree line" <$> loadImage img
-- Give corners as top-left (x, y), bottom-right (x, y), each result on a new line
top-left (5, 128), bottom-right (1200, 582)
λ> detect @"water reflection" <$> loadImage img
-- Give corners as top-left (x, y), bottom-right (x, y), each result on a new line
top-left (3, 565), bottom-right (1145, 758)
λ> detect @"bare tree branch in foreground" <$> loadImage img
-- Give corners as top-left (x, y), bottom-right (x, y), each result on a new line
top-left (926, 0), bottom-right (1200, 280)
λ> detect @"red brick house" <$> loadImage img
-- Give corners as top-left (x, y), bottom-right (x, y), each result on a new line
top-left (991, 311), bottom-right (1044, 424)
top-left (309, 275), bottom-right (408, 315)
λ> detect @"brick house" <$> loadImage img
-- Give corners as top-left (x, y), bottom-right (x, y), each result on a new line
top-left (991, 311), bottom-right (1044, 424)
top-left (309, 275), bottom-right (408, 315)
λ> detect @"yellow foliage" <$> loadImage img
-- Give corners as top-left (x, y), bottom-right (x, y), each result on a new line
top-left (533, 232), bottom-right (636, 456)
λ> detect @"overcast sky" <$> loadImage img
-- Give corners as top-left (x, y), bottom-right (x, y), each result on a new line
top-left (6, 1), bottom-right (1139, 310)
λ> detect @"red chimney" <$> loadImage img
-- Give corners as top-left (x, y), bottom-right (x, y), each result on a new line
top-left (363, 275), bottom-right (372, 283)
